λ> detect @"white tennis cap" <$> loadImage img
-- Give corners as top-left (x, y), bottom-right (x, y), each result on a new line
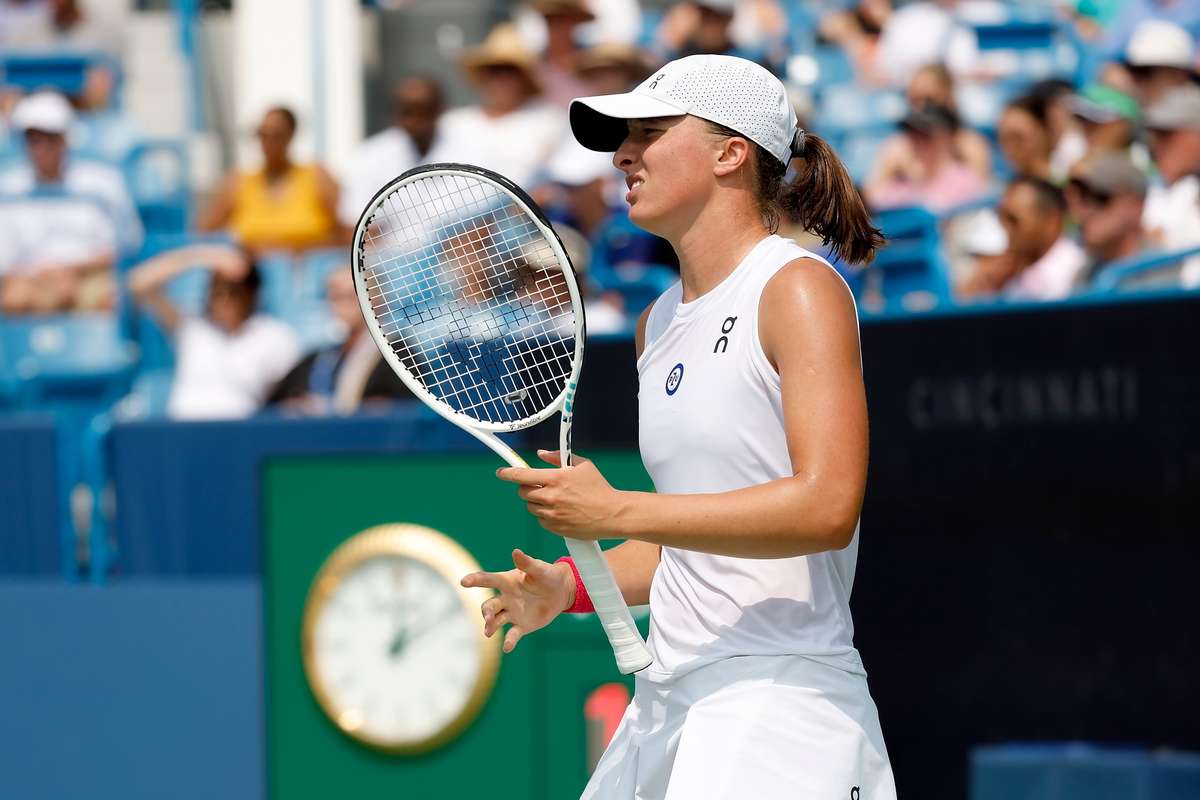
top-left (570, 54), bottom-right (800, 165)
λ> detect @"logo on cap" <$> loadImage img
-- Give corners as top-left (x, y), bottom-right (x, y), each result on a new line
top-left (649, 72), bottom-right (666, 90)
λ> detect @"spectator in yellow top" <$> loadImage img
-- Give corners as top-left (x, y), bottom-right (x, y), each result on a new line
top-left (197, 106), bottom-right (345, 253)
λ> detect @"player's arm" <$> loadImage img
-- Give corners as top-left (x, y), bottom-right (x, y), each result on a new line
top-left (195, 173), bottom-right (238, 233)
top-left (501, 258), bottom-right (867, 559)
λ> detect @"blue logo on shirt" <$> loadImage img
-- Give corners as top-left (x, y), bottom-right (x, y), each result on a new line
top-left (665, 363), bottom-right (684, 396)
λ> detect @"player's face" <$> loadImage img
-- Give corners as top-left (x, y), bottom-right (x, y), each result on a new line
top-left (613, 115), bottom-right (715, 239)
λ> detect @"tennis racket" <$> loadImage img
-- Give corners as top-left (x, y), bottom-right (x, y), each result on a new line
top-left (351, 163), bottom-right (653, 675)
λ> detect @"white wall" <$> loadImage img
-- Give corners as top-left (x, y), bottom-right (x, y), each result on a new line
top-left (232, 0), bottom-right (363, 179)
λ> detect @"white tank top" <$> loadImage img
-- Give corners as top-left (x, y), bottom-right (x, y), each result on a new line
top-left (637, 234), bottom-right (864, 680)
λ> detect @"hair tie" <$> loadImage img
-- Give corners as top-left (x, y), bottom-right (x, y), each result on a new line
top-left (791, 127), bottom-right (808, 157)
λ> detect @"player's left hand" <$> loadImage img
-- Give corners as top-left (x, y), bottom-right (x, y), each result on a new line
top-left (496, 450), bottom-right (622, 540)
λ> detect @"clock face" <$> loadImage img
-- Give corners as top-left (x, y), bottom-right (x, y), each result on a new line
top-left (302, 525), bottom-right (499, 753)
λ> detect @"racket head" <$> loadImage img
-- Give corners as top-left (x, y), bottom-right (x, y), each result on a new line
top-left (351, 163), bottom-right (587, 433)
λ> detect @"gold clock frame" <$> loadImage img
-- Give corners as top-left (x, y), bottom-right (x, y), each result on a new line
top-left (300, 523), bottom-right (501, 755)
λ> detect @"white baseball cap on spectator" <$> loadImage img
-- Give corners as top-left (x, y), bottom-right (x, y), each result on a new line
top-left (570, 54), bottom-right (800, 166)
top-left (11, 90), bottom-right (74, 135)
top-left (1123, 19), bottom-right (1196, 72)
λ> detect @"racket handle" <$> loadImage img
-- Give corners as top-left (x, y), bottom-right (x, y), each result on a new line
top-left (563, 537), bottom-right (654, 674)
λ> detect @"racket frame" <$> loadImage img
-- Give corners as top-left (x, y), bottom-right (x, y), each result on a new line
top-left (351, 163), bottom-right (653, 675)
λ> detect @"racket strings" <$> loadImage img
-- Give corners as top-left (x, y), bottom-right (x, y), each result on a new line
top-left (359, 172), bottom-right (578, 425)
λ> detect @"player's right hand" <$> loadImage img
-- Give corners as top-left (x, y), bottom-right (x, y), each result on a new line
top-left (460, 549), bottom-right (575, 654)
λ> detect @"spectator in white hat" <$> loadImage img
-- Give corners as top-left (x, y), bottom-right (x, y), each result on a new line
top-left (425, 23), bottom-right (564, 190)
top-left (0, 91), bottom-right (142, 314)
top-left (1143, 84), bottom-right (1200, 286)
top-left (1122, 19), bottom-right (1198, 106)
top-left (0, 91), bottom-right (142, 254)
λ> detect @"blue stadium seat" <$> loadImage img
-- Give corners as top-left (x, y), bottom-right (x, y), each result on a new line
top-left (1089, 244), bottom-right (1200, 294)
top-left (125, 140), bottom-right (191, 236)
top-left (0, 51), bottom-right (123, 105)
top-left (863, 205), bottom-right (952, 313)
top-left (814, 85), bottom-right (906, 139)
top-left (592, 264), bottom-right (678, 318)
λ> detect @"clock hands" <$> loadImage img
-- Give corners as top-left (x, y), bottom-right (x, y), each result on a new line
top-left (385, 599), bottom-right (461, 658)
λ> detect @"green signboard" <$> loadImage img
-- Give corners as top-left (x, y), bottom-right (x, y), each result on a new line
top-left (262, 451), bottom-right (653, 799)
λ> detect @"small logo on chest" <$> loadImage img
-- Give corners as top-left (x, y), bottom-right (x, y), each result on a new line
top-left (665, 363), bottom-right (684, 396)
top-left (713, 316), bottom-right (738, 354)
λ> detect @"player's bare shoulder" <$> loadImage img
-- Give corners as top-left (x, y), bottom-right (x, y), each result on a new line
top-left (758, 257), bottom-right (859, 370)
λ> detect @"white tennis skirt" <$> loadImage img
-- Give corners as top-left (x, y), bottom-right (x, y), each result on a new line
top-left (580, 654), bottom-right (897, 800)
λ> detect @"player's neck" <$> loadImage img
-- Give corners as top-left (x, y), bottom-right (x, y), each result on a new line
top-left (673, 201), bottom-right (770, 303)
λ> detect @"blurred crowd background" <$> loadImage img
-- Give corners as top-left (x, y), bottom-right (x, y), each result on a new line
top-left (2, 0), bottom-right (1199, 425)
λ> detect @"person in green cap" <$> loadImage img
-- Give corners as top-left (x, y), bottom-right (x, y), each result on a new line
top-left (1070, 84), bottom-right (1142, 162)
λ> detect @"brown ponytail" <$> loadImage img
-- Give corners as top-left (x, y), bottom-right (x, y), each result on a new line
top-left (705, 121), bottom-right (883, 265)
top-left (775, 134), bottom-right (882, 265)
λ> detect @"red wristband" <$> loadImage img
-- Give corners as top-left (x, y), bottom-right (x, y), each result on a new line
top-left (555, 556), bottom-right (595, 614)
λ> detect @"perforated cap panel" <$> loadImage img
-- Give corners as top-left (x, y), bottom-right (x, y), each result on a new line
top-left (570, 54), bottom-right (798, 164)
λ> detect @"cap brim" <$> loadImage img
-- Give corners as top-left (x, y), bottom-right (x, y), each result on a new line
top-left (569, 92), bottom-right (687, 152)
top-left (1071, 99), bottom-right (1120, 124)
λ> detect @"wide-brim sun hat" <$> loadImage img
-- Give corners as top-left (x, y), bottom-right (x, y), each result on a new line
top-left (461, 23), bottom-right (542, 93)
top-left (569, 54), bottom-right (800, 165)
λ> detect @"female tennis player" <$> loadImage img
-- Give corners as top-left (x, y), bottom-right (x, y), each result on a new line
top-left (461, 54), bottom-right (896, 799)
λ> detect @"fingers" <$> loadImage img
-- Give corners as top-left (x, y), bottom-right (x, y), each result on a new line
top-left (503, 625), bottom-right (525, 653)
top-left (517, 485), bottom-right (552, 504)
top-left (536, 449), bottom-right (562, 466)
top-left (460, 571), bottom-right (505, 591)
top-left (496, 466), bottom-right (560, 486)
top-left (511, 548), bottom-right (550, 579)
top-left (483, 610), bottom-right (509, 639)
top-left (536, 449), bottom-right (591, 467)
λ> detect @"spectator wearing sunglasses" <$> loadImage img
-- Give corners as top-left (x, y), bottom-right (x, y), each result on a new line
top-left (995, 176), bottom-right (1086, 301)
top-left (1065, 151), bottom-right (1149, 288)
top-left (339, 76), bottom-right (445, 227)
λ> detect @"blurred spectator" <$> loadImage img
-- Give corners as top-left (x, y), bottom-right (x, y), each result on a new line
top-left (0, 91), bottom-right (140, 311)
top-left (128, 243), bottom-right (301, 420)
top-left (869, 64), bottom-right (992, 185)
top-left (874, 0), bottom-right (980, 88)
top-left (1143, 84), bottom-right (1200, 286)
top-left (653, 0), bottom-right (783, 67)
top-left (426, 23), bottom-right (563, 190)
top-left (1066, 151), bottom-right (1149, 287)
top-left (1121, 19), bottom-right (1197, 106)
top-left (531, 0), bottom-right (595, 109)
top-left (541, 43), bottom-right (650, 235)
top-left (864, 105), bottom-right (988, 211)
top-left (996, 177), bottom-right (1086, 300)
top-left (197, 106), bottom-right (344, 253)
top-left (267, 268), bottom-right (412, 414)
top-left (818, 0), bottom-right (889, 86)
top-left (997, 82), bottom-right (1092, 184)
top-left (1070, 84), bottom-right (1141, 160)
top-left (1099, 0), bottom-right (1200, 61)
top-left (339, 76), bottom-right (444, 227)
top-left (0, 194), bottom-right (117, 313)
top-left (952, 207), bottom-right (1012, 299)
top-left (1028, 79), bottom-right (1088, 183)
top-left (0, 0), bottom-right (123, 109)
top-left (0, 92), bottom-right (141, 251)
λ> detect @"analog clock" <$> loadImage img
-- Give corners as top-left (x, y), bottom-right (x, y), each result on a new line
top-left (301, 524), bottom-right (500, 754)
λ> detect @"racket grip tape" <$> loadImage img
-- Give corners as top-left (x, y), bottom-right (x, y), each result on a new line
top-left (562, 538), bottom-right (654, 675)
